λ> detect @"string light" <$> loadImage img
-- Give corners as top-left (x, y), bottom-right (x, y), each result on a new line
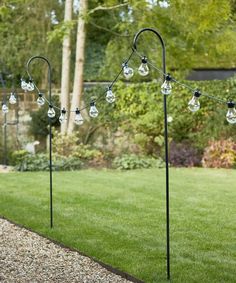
top-left (1, 103), bottom-right (9, 114)
top-left (188, 90), bottom-right (201, 112)
top-left (138, 56), bottom-right (149, 76)
top-left (106, 88), bottom-right (115, 103)
top-left (226, 101), bottom-right (236, 124)
top-left (37, 93), bottom-right (45, 106)
top-left (47, 105), bottom-right (56, 118)
top-left (59, 108), bottom-right (67, 123)
top-left (21, 47), bottom-right (235, 126)
top-left (21, 79), bottom-right (28, 91)
top-left (26, 80), bottom-right (35, 91)
top-left (89, 101), bottom-right (99, 118)
top-left (9, 92), bottom-right (17, 104)
top-left (74, 108), bottom-right (84, 125)
top-left (161, 73), bottom-right (172, 95)
top-left (123, 63), bottom-right (134, 79)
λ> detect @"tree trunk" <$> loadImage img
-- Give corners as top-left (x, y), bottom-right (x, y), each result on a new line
top-left (67, 0), bottom-right (88, 134)
top-left (60, 0), bottom-right (73, 134)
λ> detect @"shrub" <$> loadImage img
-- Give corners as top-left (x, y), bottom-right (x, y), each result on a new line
top-left (169, 142), bottom-right (202, 167)
top-left (113, 154), bottom-right (164, 170)
top-left (13, 152), bottom-right (83, 172)
top-left (202, 139), bottom-right (236, 168)
top-left (52, 130), bottom-right (103, 160)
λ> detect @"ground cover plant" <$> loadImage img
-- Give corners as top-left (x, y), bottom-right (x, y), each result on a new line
top-left (0, 168), bottom-right (235, 283)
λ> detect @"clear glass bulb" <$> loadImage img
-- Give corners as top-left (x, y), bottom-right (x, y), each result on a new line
top-left (26, 81), bottom-right (34, 91)
top-left (89, 102), bottom-right (99, 118)
top-left (161, 80), bottom-right (172, 95)
top-left (21, 79), bottom-right (28, 91)
top-left (59, 108), bottom-right (67, 123)
top-left (159, 0), bottom-right (170, 8)
top-left (106, 89), bottom-right (115, 103)
top-left (48, 105), bottom-right (56, 118)
top-left (123, 64), bottom-right (134, 80)
top-left (138, 57), bottom-right (149, 76)
top-left (37, 93), bottom-right (45, 106)
top-left (74, 108), bottom-right (84, 125)
top-left (2, 103), bottom-right (9, 114)
top-left (9, 92), bottom-right (17, 104)
top-left (226, 102), bottom-right (236, 124)
top-left (188, 96), bottom-right (200, 112)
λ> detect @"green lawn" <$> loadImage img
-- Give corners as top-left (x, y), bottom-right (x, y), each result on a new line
top-left (0, 168), bottom-right (235, 283)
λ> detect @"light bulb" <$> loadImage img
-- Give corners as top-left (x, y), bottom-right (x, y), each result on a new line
top-left (9, 92), bottom-right (17, 104)
top-left (89, 102), bottom-right (99, 118)
top-left (26, 80), bottom-right (34, 91)
top-left (161, 74), bottom-right (172, 95)
top-left (188, 90), bottom-right (201, 112)
top-left (106, 89), bottom-right (115, 103)
top-left (226, 101), bottom-right (236, 124)
top-left (21, 79), bottom-right (28, 91)
top-left (159, 0), bottom-right (170, 8)
top-left (167, 115), bottom-right (173, 123)
top-left (37, 93), bottom-right (45, 106)
top-left (59, 108), bottom-right (67, 123)
top-left (138, 57), bottom-right (149, 76)
top-left (74, 108), bottom-right (84, 125)
top-left (48, 105), bottom-right (56, 118)
top-left (2, 103), bottom-right (9, 114)
top-left (123, 63), bottom-right (134, 80)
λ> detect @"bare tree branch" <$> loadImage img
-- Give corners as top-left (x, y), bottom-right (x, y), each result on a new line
top-left (88, 2), bottom-right (128, 15)
top-left (89, 20), bottom-right (130, 37)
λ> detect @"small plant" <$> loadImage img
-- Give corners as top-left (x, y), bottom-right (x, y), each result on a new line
top-left (113, 154), bottom-right (164, 170)
top-left (202, 139), bottom-right (236, 168)
top-left (169, 142), bottom-right (202, 167)
top-left (13, 152), bottom-right (83, 172)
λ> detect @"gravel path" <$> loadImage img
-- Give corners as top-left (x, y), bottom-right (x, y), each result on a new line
top-left (0, 218), bottom-right (133, 283)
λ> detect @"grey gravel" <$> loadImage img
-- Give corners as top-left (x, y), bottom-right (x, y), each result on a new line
top-left (0, 218), bottom-right (132, 283)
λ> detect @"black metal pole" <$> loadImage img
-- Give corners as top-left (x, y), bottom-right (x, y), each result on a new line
top-left (3, 113), bottom-right (7, 167)
top-left (0, 73), bottom-right (8, 168)
top-left (133, 27), bottom-right (170, 280)
top-left (26, 56), bottom-right (53, 228)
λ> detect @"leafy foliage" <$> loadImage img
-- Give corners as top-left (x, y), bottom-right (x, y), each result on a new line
top-left (169, 141), bottom-right (202, 167)
top-left (202, 139), bottom-right (236, 168)
top-left (113, 154), bottom-right (164, 170)
top-left (13, 151), bottom-right (83, 172)
top-left (102, 0), bottom-right (236, 80)
top-left (29, 95), bottom-right (60, 138)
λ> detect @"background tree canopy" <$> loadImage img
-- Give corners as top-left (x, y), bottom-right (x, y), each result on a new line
top-left (0, 0), bottom-right (236, 83)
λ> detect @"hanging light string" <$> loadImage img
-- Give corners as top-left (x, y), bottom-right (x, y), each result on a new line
top-left (19, 45), bottom-right (236, 125)
top-left (20, 49), bottom-right (135, 123)
top-left (1, 73), bottom-right (18, 113)
top-left (132, 47), bottom-right (228, 105)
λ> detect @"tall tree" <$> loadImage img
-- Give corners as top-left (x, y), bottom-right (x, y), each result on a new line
top-left (67, 0), bottom-right (88, 134)
top-left (60, 0), bottom-right (73, 134)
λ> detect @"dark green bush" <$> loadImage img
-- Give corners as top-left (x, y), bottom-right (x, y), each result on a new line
top-left (13, 152), bottom-right (83, 172)
top-left (113, 154), bottom-right (164, 170)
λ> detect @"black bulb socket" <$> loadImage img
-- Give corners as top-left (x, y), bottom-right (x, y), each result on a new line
top-left (194, 90), bottom-right (201, 97)
top-left (141, 56), bottom-right (147, 64)
top-left (227, 101), bottom-right (235, 108)
top-left (49, 104), bottom-right (53, 108)
top-left (90, 101), bottom-right (95, 106)
top-left (61, 108), bottom-right (66, 114)
top-left (38, 93), bottom-right (43, 97)
top-left (75, 108), bottom-right (80, 114)
top-left (166, 73), bottom-right (172, 81)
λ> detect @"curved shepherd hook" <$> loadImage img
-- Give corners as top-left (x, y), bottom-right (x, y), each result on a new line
top-left (133, 28), bottom-right (170, 280)
top-left (27, 56), bottom-right (53, 229)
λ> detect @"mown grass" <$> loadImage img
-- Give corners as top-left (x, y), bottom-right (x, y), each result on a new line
top-left (0, 168), bottom-right (235, 282)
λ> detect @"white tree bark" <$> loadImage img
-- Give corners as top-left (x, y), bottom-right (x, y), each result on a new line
top-left (60, 0), bottom-right (73, 134)
top-left (67, 0), bottom-right (88, 134)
